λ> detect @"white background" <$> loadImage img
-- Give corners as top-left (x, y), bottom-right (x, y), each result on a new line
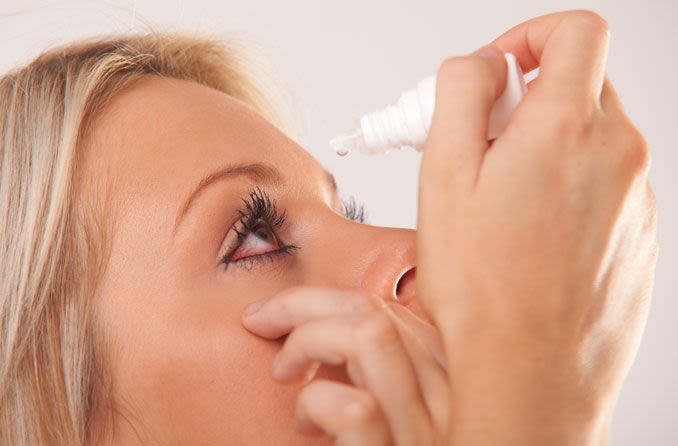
top-left (2, 1), bottom-right (675, 444)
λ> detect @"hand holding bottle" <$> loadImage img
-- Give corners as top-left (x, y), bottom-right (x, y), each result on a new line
top-left (416, 9), bottom-right (658, 445)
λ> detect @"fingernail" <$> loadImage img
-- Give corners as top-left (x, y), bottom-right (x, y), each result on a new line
top-left (472, 44), bottom-right (501, 58)
top-left (244, 299), bottom-right (264, 316)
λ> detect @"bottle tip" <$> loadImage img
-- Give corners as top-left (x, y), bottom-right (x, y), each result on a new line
top-left (330, 128), bottom-right (363, 157)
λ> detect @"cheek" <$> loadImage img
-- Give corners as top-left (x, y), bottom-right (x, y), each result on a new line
top-left (107, 296), bottom-right (308, 444)
top-left (155, 327), bottom-right (282, 435)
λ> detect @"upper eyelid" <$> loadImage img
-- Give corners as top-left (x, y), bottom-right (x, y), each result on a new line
top-left (219, 188), bottom-right (365, 268)
top-left (219, 187), bottom-right (289, 262)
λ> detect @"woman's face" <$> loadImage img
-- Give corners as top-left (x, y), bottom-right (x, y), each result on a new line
top-left (84, 76), bottom-right (422, 445)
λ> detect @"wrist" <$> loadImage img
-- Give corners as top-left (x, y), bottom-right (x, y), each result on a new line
top-left (446, 395), bottom-right (610, 446)
top-left (444, 349), bottom-right (613, 446)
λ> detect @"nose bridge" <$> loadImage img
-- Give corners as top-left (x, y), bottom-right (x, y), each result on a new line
top-left (305, 218), bottom-right (416, 302)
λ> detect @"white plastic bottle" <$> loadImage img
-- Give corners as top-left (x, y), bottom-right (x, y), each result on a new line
top-left (330, 52), bottom-right (527, 156)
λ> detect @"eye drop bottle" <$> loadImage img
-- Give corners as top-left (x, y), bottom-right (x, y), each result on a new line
top-left (330, 52), bottom-right (527, 156)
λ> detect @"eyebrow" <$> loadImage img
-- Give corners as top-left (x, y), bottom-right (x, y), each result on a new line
top-left (173, 161), bottom-right (338, 232)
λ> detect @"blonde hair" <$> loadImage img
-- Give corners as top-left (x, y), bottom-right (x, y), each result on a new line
top-left (0, 31), bottom-right (298, 445)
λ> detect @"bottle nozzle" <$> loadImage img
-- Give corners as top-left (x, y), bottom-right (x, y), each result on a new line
top-left (330, 52), bottom-right (527, 158)
top-left (330, 128), bottom-right (365, 156)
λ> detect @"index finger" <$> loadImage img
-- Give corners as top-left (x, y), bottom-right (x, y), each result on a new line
top-left (489, 9), bottom-right (610, 106)
top-left (241, 286), bottom-right (382, 338)
top-left (241, 287), bottom-right (446, 370)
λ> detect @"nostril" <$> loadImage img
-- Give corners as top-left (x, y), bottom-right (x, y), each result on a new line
top-left (395, 266), bottom-right (416, 304)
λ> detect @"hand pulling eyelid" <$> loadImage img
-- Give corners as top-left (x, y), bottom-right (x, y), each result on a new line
top-left (330, 52), bottom-right (527, 157)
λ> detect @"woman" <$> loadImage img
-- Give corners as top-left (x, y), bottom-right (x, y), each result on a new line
top-left (0, 9), bottom-right (658, 446)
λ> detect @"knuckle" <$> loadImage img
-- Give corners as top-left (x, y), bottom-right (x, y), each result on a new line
top-left (437, 56), bottom-right (495, 92)
top-left (296, 380), bottom-right (331, 417)
top-left (534, 97), bottom-right (594, 138)
top-left (635, 143), bottom-right (651, 173)
top-left (355, 310), bottom-right (399, 350)
top-left (341, 392), bottom-right (380, 427)
top-left (619, 122), bottom-right (650, 173)
top-left (632, 134), bottom-right (651, 172)
top-left (553, 105), bottom-right (588, 134)
top-left (346, 291), bottom-right (381, 312)
top-left (561, 98), bottom-right (597, 129)
top-left (285, 319), bottom-right (322, 351)
top-left (297, 381), bottom-right (319, 409)
top-left (567, 9), bottom-right (610, 35)
top-left (283, 326), bottom-right (304, 352)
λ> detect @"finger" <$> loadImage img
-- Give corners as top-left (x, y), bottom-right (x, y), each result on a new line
top-left (384, 303), bottom-right (449, 430)
top-left (242, 287), bottom-right (449, 425)
top-left (242, 287), bottom-right (447, 376)
top-left (489, 9), bottom-right (610, 105)
top-left (275, 310), bottom-right (434, 444)
top-left (387, 302), bottom-right (447, 371)
top-left (422, 47), bottom-right (508, 194)
top-left (295, 379), bottom-right (391, 446)
top-left (241, 286), bottom-right (383, 338)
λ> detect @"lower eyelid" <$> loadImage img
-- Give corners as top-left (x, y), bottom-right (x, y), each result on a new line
top-left (223, 246), bottom-right (298, 272)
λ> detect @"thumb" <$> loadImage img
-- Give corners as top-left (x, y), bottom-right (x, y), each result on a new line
top-left (421, 45), bottom-right (508, 194)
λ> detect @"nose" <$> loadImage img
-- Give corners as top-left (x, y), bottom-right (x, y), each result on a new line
top-left (301, 215), bottom-right (418, 306)
top-left (395, 266), bottom-right (417, 305)
top-left (346, 225), bottom-right (416, 303)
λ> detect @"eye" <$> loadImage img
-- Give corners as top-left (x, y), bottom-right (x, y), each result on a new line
top-left (229, 219), bottom-right (281, 261)
top-left (219, 187), bottom-right (299, 271)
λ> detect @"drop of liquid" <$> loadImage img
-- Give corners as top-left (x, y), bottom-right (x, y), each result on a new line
top-left (330, 135), bottom-right (350, 157)
top-left (336, 147), bottom-right (349, 156)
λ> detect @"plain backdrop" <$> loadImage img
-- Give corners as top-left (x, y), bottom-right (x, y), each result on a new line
top-left (1, 1), bottom-right (675, 444)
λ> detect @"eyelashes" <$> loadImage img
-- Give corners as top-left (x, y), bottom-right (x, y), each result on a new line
top-left (342, 196), bottom-right (367, 224)
top-left (235, 187), bottom-right (287, 234)
top-left (220, 187), bottom-right (367, 272)
top-left (220, 187), bottom-right (297, 271)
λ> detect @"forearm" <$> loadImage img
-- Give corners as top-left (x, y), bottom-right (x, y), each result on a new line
top-left (446, 407), bottom-right (608, 446)
top-left (443, 345), bottom-right (612, 446)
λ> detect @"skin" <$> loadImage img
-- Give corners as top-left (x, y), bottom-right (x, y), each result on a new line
top-left (81, 9), bottom-right (658, 445)
top-left (416, 9), bottom-right (657, 445)
top-left (237, 9), bottom-right (657, 445)
top-left (82, 75), bottom-right (429, 445)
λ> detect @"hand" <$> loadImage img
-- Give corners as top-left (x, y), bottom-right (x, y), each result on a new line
top-left (417, 9), bottom-right (658, 445)
top-left (241, 286), bottom-right (448, 445)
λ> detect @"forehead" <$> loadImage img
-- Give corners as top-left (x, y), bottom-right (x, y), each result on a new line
top-left (82, 75), bottom-right (323, 206)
